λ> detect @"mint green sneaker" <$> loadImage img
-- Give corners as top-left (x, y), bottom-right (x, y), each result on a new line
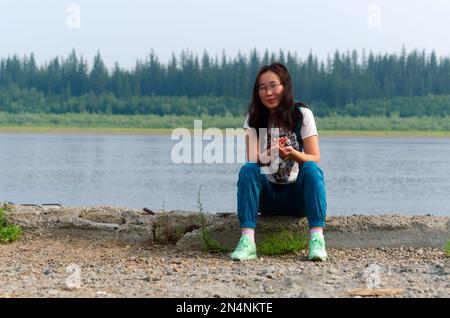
top-left (230, 235), bottom-right (257, 261)
top-left (308, 232), bottom-right (327, 261)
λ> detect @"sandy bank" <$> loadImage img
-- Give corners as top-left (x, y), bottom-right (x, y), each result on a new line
top-left (0, 233), bottom-right (448, 298)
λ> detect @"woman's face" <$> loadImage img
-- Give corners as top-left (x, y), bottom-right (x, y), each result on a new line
top-left (258, 71), bottom-right (284, 113)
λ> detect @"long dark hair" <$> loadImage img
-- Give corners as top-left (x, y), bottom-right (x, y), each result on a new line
top-left (247, 62), bottom-right (304, 135)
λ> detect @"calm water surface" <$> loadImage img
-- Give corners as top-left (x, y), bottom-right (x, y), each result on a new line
top-left (1, 133), bottom-right (449, 216)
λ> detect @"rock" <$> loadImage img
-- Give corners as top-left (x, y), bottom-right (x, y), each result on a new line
top-left (115, 224), bottom-right (152, 244)
top-left (444, 259), bottom-right (450, 275)
top-left (153, 211), bottom-right (204, 244)
top-left (79, 207), bottom-right (125, 225)
top-left (3, 206), bottom-right (450, 250)
top-left (347, 288), bottom-right (404, 297)
top-left (64, 264), bottom-right (82, 290)
top-left (47, 289), bottom-right (59, 296)
top-left (263, 284), bottom-right (275, 294)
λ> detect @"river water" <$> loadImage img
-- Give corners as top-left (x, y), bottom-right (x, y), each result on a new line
top-left (1, 133), bottom-right (449, 216)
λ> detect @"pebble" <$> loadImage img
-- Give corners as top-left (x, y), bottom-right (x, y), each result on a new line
top-left (263, 285), bottom-right (275, 294)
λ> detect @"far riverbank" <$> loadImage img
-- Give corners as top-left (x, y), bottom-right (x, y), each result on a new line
top-left (1, 126), bottom-right (450, 138)
top-left (0, 112), bottom-right (449, 136)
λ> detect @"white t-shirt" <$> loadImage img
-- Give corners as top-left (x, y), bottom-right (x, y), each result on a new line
top-left (243, 107), bottom-right (318, 184)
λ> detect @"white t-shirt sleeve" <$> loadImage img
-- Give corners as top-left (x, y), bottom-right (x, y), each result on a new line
top-left (243, 113), bottom-right (250, 129)
top-left (300, 108), bottom-right (318, 139)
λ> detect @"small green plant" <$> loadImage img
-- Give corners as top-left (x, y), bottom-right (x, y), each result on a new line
top-left (197, 184), bottom-right (204, 215)
top-left (0, 207), bottom-right (22, 243)
top-left (197, 185), bottom-right (228, 253)
top-left (258, 229), bottom-right (308, 255)
top-left (200, 228), bottom-right (229, 253)
top-left (152, 213), bottom-right (186, 244)
top-left (173, 224), bottom-right (186, 241)
top-left (445, 240), bottom-right (450, 256)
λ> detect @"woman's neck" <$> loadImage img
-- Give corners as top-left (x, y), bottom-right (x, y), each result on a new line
top-left (267, 108), bottom-right (277, 117)
top-left (268, 108), bottom-right (276, 115)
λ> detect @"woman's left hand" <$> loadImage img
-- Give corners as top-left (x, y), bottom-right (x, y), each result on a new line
top-left (277, 137), bottom-right (294, 159)
top-left (278, 145), bottom-right (294, 159)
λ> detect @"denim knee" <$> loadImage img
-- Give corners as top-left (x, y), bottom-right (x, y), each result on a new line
top-left (300, 161), bottom-right (323, 181)
top-left (238, 163), bottom-right (261, 183)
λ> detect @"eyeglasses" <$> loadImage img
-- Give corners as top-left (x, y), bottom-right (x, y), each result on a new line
top-left (258, 83), bottom-right (283, 94)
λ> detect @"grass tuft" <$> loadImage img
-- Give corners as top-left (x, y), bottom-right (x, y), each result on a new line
top-left (0, 207), bottom-right (22, 243)
top-left (258, 229), bottom-right (308, 255)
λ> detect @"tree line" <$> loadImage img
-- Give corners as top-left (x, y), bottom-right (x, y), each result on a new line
top-left (0, 48), bottom-right (450, 116)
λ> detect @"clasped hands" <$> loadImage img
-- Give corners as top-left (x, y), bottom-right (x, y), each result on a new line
top-left (270, 136), bottom-right (294, 160)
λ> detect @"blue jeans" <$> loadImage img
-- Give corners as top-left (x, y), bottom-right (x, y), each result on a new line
top-left (237, 161), bottom-right (327, 229)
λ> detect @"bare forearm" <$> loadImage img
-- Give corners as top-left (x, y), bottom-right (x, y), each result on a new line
top-left (289, 149), bottom-right (320, 163)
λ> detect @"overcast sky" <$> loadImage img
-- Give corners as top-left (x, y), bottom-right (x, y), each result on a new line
top-left (1, 0), bottom-right (450, 69)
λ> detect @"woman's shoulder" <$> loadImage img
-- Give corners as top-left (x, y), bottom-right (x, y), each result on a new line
top-left (298, 105), bottom-right (314, 117)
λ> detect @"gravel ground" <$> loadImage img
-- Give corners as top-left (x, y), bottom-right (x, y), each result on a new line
top-left (0, 232), bottom-right (448, 298)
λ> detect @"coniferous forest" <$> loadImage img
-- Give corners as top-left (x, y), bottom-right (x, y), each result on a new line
top-left (1, 48), bottom-right (450, 121)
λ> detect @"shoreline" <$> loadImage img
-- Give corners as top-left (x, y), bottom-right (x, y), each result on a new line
top-left (0, 126), bottom-right (449, 137)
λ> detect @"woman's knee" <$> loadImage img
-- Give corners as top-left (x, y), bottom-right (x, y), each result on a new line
top-left (239, 163), bottom-right (260, 177)
top-left (301, 161), bottom-right (322, 177)
top-left (238, 163), bottom-right (261, 185)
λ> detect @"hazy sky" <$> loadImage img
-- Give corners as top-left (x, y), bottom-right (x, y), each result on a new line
top-left (1, 0), bottom-right (450, 69)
